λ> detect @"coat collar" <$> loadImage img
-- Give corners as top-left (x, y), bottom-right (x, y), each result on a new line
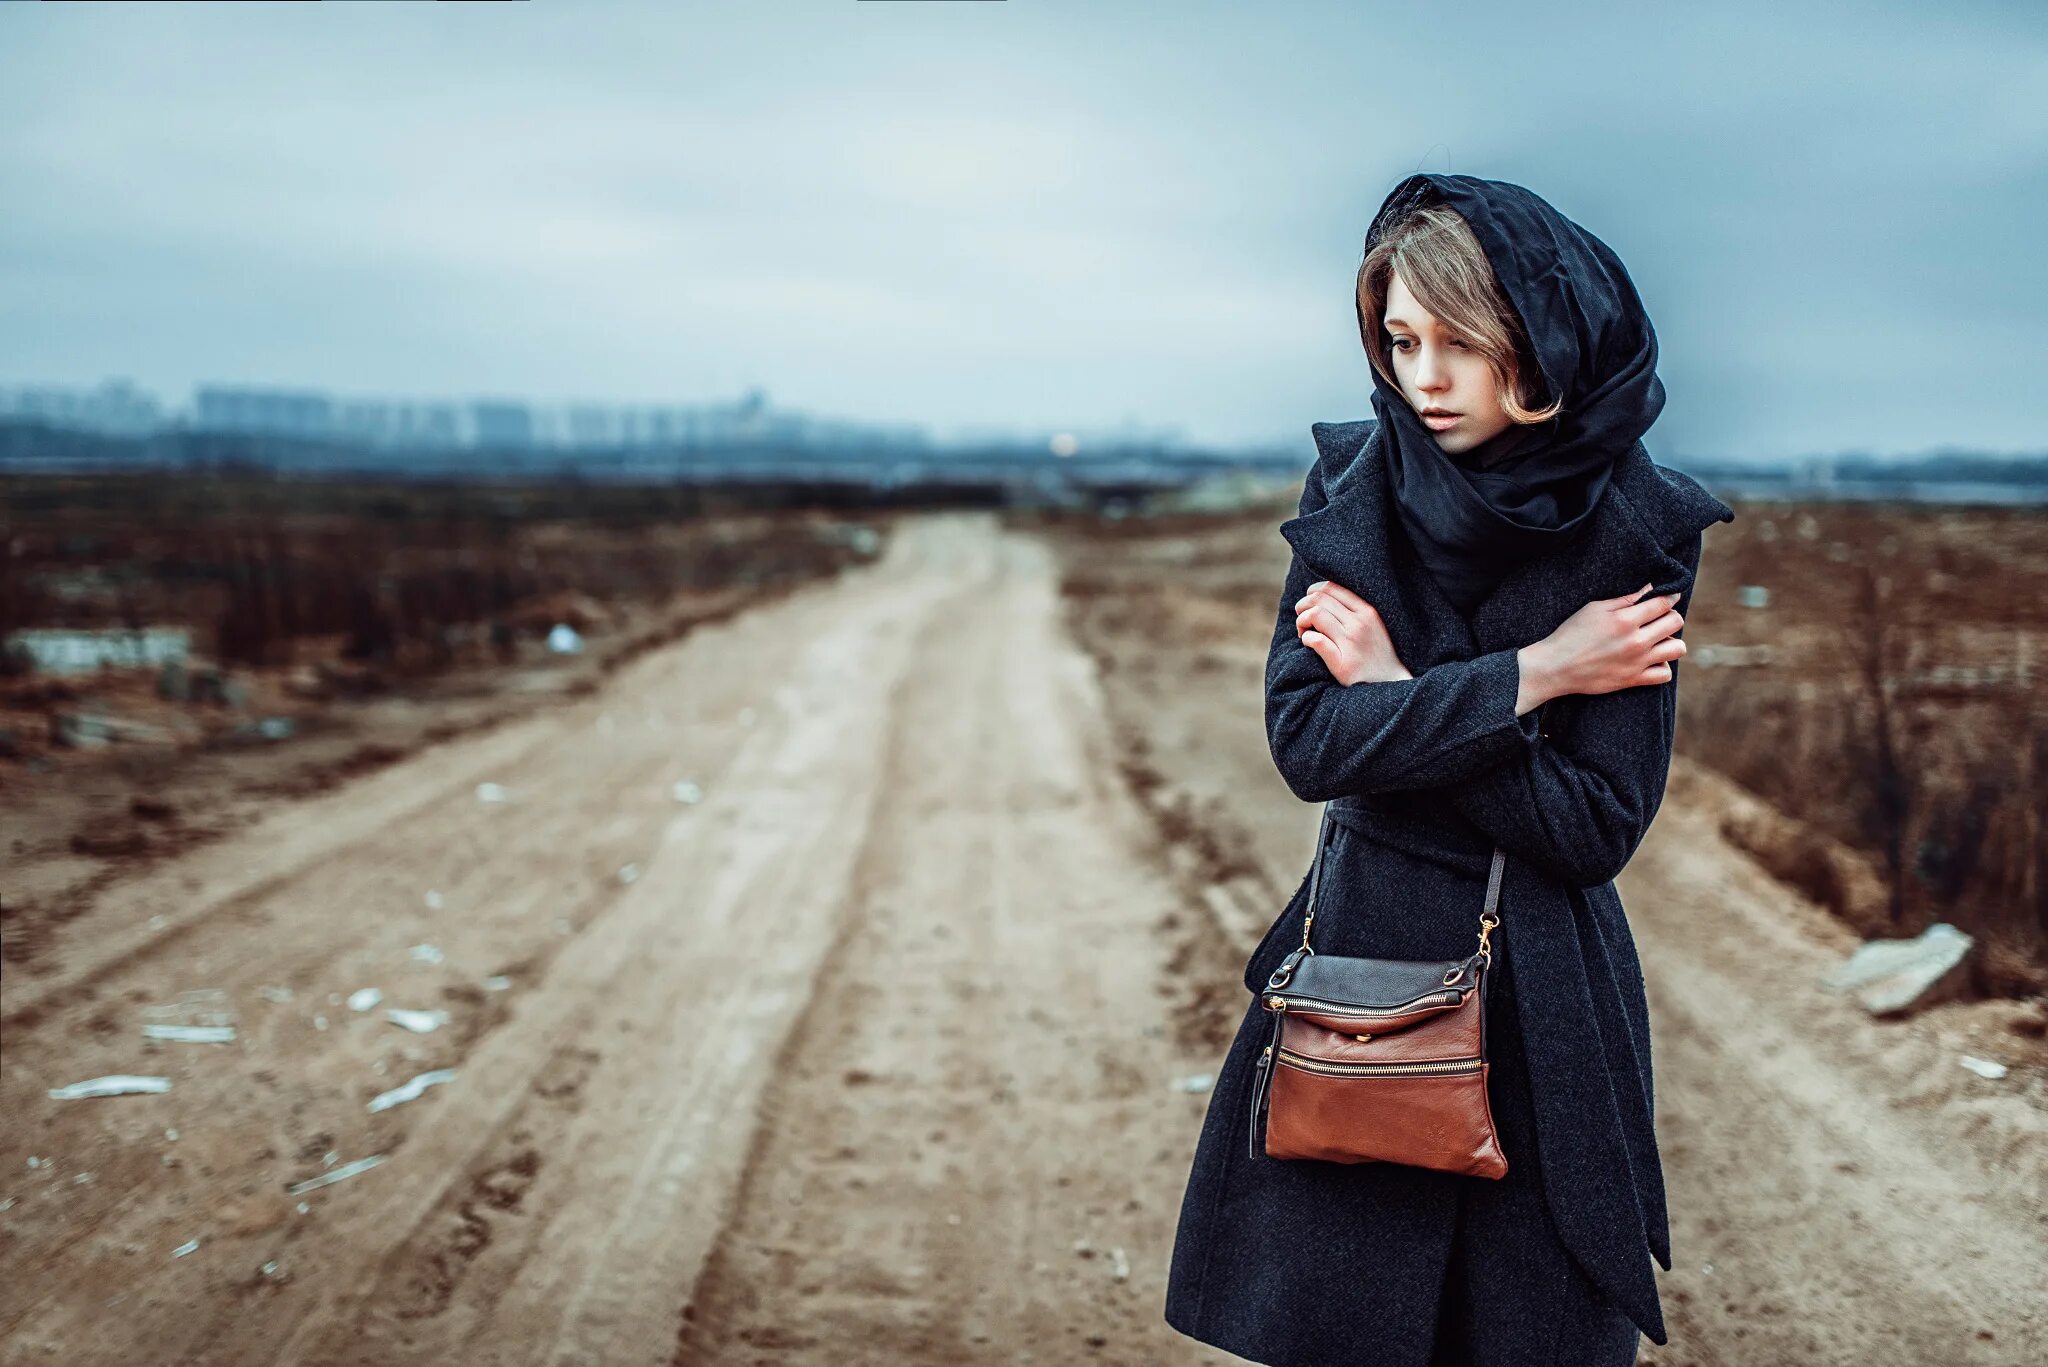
top-left (1279, 419), bottom-right (1733, 669)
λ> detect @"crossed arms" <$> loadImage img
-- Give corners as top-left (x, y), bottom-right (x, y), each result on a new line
top-left (1264, 475), bottom-right (1700, 889)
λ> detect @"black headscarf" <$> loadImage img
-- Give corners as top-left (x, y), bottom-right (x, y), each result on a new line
top-left (1360, 174), bottom-right (1668, 616)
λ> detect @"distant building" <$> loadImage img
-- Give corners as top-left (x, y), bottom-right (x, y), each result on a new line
top-left (5, 376), bottom-right (941, 457)
top-left (196, 385), bottom-right (335, 441)
top-left (0, 378), bottom-right (165, 437)
top-left (469, 400), bottom-right (536, 449)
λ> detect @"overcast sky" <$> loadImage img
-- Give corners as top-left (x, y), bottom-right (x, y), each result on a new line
top-left (2, 1), bottom-right (2042, 462)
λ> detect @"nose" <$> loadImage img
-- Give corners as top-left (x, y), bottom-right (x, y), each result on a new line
top-left (1413, 348), bottom-right (1450, 393)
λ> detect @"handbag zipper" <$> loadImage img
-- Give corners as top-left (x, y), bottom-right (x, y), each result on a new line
top-left (1262, 990), bottom-right (1461, 1018)
top-left (1273, 1048), bottom-right (1481, 1078)
top-left (1248, 1016), bottom-right (1283, 1158)
top-left (1249, 1043), bottom-right (1481, 1158)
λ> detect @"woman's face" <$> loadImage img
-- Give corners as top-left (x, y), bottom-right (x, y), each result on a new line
top-left (1383, 270), bottom-right (1515, 457)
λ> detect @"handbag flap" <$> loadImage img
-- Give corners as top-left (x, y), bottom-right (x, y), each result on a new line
top-left (1280, 995), bottom-right (1466, 1038)
top-left (1283, 952), bottom-right (1475, 1010)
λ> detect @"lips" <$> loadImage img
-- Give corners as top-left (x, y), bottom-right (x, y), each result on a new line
top-left (1422, 412), bottom-right (1461, 429)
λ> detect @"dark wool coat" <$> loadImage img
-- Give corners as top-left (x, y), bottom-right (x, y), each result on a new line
top-left (1164, 417), bottom-right (1735, 1363)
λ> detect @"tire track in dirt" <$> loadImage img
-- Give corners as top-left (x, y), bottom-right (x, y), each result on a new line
top-left (674, 531), bottom-right (1240, 1365)
top-left (4, 712), bottom-right (570, 1032)
top-left (1, 706), bottom-right (681, 1344)
top-left (2, 520), bottom-right (962, 1363)
top-left (273, 525), bottom-right (961, 1367)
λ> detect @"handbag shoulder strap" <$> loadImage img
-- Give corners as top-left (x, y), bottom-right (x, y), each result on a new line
top-left (1299, 805), bottom-right (1507, 966)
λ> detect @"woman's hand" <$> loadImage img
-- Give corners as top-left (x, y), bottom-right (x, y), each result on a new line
top-left (1518, 582), bottom-right (1685, 705)
top-left (1294, 579), bottom-right (1412, 686)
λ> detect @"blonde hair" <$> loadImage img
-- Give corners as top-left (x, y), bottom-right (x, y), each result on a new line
top-left (1355, 203), bottom-right (1563, 426)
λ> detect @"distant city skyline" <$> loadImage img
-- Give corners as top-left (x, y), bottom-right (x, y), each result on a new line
top-left (2, 1), bottom-right (2042, 464)
top-left (0, 375), bottom-right (1194, 455)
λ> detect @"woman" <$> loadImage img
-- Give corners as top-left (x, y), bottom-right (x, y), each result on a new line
top-left (1162, 173), bottom-right (1734, 1367)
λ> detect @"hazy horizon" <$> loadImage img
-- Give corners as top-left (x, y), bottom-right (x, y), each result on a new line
top-left (2, 0), bottom-right (2042, 463)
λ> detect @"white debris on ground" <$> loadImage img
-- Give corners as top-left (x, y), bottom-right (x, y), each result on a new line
top-left (475, 782), bottom-right (510, 803)
top-left (48, 1075), bottom-right (172, 1100)
top-left (1959, 1055), bottom-right (2010, 1080)
top-left (142, 989), bottom-right (234, 1035)
top-left (347, 987), bottom-right (383, 1012)
top-left (1820, 922), bottom-right (1974, 1017)
top-left (141, 1025), bottom-right (236, 1044)
top-left (383, 1008), bottom-right (450, 1035)
top-left (367, 1068), bottom-right (458, 1114)
top-left (286, 1155), bottom-right (387, 1196)
top-left (409, 944), bottom-right (445, 965)
top-left (1689, 643), bottom-right (1778, 668)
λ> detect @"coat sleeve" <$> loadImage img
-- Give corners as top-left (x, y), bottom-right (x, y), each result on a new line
top-left (1264, 463), bottom-right (1546, 804)
top-left (1433, 531), bottom-right (1705, 888)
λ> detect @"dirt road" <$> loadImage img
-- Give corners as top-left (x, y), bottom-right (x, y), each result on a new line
top-left (4, 512), bottom-right (2044, 1365)
top-left (2, 516), bottom-right (1233, 1365)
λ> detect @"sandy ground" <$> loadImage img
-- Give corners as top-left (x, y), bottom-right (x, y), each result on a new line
top-left (3, 511), bottom-right (2045, 1365)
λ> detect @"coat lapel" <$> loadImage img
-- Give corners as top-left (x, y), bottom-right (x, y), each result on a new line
top-left (1277, 420), bottom-right (1477, 672)
top-left (1466, 446), bottom-right (1712, 657)
top-left (1278, 418), bottom-right (1723, 667)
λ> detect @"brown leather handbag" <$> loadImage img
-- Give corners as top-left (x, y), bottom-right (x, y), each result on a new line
top-left (1247, 806), bottom-right (1510, 1178)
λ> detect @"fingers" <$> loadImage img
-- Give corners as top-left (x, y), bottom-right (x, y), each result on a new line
top-left (1297, 580), bottom-right (1375, 616)
top-left (1619, 621), bottom-right (1686, 690)
top-left (1296, 582), bottom-right (1368, 641)
top-left (1312, 579), bottom-right (1372, 614)
top-left (1297, 602), bottom-right (1358, 642)
top-left (1634, 607), bottom-right (1684, 641)
top-left (1618, 589), bottom-right (1683, 629)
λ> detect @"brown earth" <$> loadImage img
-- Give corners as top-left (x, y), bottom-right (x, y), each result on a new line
top-left (0, 508), bottom-right (880, 981)
top-left (1667, 501), bottom-right (2048, 993)
top-left (2, 512), bottom-right (2044, 1365)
